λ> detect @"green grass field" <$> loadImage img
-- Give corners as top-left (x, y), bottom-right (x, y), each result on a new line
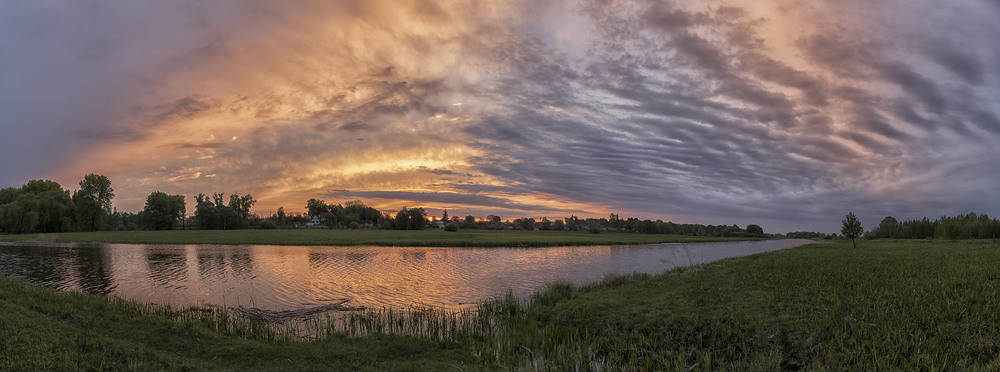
top-left (0, 228), bottom-right (754, 247)
top-left (5, 239), bottom-right (1000, 370)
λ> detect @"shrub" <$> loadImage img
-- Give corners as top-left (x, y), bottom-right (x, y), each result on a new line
top-left (258, 220), bottom-right (277, 229)
top-left (349, 222), bottom-right (360, 230)
top-left (126, 222), bottom-right (137, 231)
top-left (587, 225), bottom-right (602, 234)
top-left (380, 222), bottom-right (392, 230)
top-left (444, 223), bottom-right (459, 232)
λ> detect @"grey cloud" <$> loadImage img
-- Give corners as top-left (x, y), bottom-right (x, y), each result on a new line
top-left (875, 62), bottom-right (948, 115)
top-left (925, 44), bottom-right (984, 85)
top-left (968, 110), bottom-right (1000, 134)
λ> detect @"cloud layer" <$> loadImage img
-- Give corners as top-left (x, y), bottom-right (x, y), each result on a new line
top-left (1, 0), bottom-right (999, 232)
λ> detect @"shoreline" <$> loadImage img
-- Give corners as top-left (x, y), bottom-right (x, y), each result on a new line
top-left (0, 229), bottom-right (764, 247)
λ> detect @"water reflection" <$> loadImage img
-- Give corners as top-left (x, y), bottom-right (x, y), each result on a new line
top-left (73, 245), bottom-right (115, 294)
top-left (147, 251), bottom-right (187, 289)
top-left (0, 240), bottom-right (813, 311)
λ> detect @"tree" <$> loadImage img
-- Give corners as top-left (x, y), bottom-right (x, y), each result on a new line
top-left (442, 209), bottom-right (448, 221)
top-left (142, 191), bottom-right (186, 230)
top-left (394, 207), bottom-right (427, 230)
top-left (874, 216), bottom-right (899, 239)
top-left (841, 212), bottom-right (863, 248)
top-left (306, 199), bottom-right (329, 217)
top-left (75, 174), bottom-right (114, 231)
top-left (193, 192), bottom-right (253, 230)
top-left (537, 217), bottom-right (552, 230)
top-left (746, 224), bottom-right (764, 235)
top-left (275, 207), bottom-right (286, 225)
top-left (228, 193), bottom-right (256, 228)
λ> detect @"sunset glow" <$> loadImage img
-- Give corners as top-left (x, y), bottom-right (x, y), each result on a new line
top-left (2, 0), bottom-right (999, 232)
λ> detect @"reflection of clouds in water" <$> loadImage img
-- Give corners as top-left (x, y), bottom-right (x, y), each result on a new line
top-left (0, 240), bottom-right (813, 311)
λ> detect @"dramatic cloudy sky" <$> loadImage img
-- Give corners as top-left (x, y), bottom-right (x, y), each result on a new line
top-left (2, 0), bottom-right (999, 233)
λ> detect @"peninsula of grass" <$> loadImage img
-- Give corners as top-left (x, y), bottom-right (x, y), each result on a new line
top-left (6, 239), bottom-right (1000, 370)
top-left (0, 229), bottom-right (757, 247)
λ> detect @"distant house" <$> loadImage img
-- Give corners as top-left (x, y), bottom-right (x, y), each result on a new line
top-left (433, 220), bottom-right (447, 228)
top-left (302, 216), bottom-right (324, 228)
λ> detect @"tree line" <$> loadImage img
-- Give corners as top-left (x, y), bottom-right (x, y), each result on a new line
top-left (337, 208), bottom-right (769, 237)
top-left (0, 175), bottom-right (115, 234)
top-left (0, 175), bottom-right (259, 233)
top-left (2, 175), bottom-right (767, 236)
top-left (865, 213), bottom-right (1000, 240)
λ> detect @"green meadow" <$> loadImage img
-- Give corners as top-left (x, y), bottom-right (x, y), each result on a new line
top-left (5, 239), bottom-right (1000, 370)
top-left (0, 229), bottom-right (754, 247)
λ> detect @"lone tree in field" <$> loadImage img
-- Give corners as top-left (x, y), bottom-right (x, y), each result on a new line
top-left (841, 211), bottom-right (863, 248)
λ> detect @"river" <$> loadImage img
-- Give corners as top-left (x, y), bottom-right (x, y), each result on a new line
top-left (0, 239), bottom-right (813, 311)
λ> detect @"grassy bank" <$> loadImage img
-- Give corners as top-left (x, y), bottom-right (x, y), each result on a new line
top-left (0, 274), bottom-right (482, 371)
top-left (0, 229), bottom-right (754, 247)
top-left (6, 239), bottom-right (1000, 370)
top-left (485, 239), bottom-right (1000, 369)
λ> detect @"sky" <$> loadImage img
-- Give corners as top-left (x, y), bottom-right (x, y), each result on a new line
top-left (2, 0), bottom-right (1000, 233)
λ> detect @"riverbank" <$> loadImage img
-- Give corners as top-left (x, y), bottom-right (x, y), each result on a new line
top-left (0, 274), bottom-right (482, 371)
top-left (5, 239), bottom-right (1000, 370)
top-left (492, 239), bottom-right (1000, 369)
top-left (0, 229), bottom-right (758, 247)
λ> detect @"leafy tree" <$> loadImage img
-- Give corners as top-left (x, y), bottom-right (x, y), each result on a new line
top-left (321, 212), bottom-right (338, 228)
top-left (565, 215), bottom-right (580, 231)
top-left (841, 212), bottom-right (863, 248)
top-left (142, 191), bottom-right (186, 230)
top-left (394, 207), bottom-right (427, 230)
top-left (228, 194), bottom-right (256, 227)
top-left (193, 192), bottom-right (252, 230)
top-left (746, 224), bottom-right (764, 235)
top-left (274, 207), bottom-right (286, 225)
top-left (513, 218), bottom-right (535, 230)
top-left (75, 174), bottom-right (114, 231)
top-left (306, 199), bottom-right (329, 217)
top-left (537, 217), bottom-right (552, 230)
top-left (553, 219), bottom-right (564, 231)
top-left (0, 181), bottom-right (75, 234)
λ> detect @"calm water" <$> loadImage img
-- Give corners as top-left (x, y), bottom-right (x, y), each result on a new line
top-left (0, 240), bottom-right (812, 311)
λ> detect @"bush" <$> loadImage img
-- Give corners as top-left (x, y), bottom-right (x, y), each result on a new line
top-left (380, 222), bottom-right (392, 230)
top-left (349, 222), bottom-right (360, 230)
top-left (587, 225), bottom-right (602, 234)
top-left (258, 220), bottom-right (277, 229)
top-left (126, 222), bottom-right (137, 231)
top-left (444, 223), bottom-right (459, 232)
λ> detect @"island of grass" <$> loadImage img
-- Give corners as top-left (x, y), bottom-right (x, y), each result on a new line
top-left (0, 229), bottom-right (761, 247)
top-left (5, 239), bottom-right (1000, 370)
